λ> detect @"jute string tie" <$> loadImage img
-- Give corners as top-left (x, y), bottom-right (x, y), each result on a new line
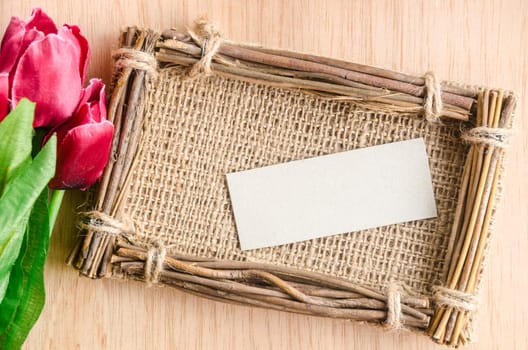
top-left (144, 240), bottom-right (167, 286)
top-left (385, 284), bottom-right (402, 330)
top-left (112, 48), bottom-right (158, 80)
top-left (423, 71), bottom-right (443, 122)
top-left (77, 211), bottom-right (134, 236)
top-left (461, 126), bottom-right (512, 148)
top-left (187, 19), bottom-right (223, 78)
top-left (432, 286), bottom-right (478, 312)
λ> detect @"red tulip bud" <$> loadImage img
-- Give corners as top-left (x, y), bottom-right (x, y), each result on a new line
top-left (46, 79), bottom-right (113, 190)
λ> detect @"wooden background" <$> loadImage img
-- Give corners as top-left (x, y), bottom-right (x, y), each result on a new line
top-left (1, 1), bottom-right (527, 349)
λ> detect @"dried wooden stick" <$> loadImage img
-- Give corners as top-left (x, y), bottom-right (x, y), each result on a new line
top-left (441, 146), bottom-right (474, 283)
top-left (69, 29), bottom-right (148, 275)
top-left (464, 98), bottom-right (515, 293)
top-left (157, 36), bottom-right (475, 111)
top-left (69, 28), bottom-right (160, 277)
top-left (239, 44), bottom-right (478, 98)
top-left (157, 49), bottom-right (470, 121)
top-left (114, 245), bottom-right (429, 323)
top-left (428, 89), bottom-right (514, 346)
top-left (97, 29), bottom-right (149, 210)
top-left (447, 92), bottom-right (506, 344)
top-left (165, 38), bottom-right (471, 121)
top-left (156, 32), bottom-right (476, 120)
top-left (113, 246), bottom-right (429, 328)
top-left (466, 154), bottom-right (502, 290)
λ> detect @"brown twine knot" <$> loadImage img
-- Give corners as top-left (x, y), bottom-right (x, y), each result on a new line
top-left (385, 284), bottom-right (403, 330)
top-left (144, 240), bottom-right (167, 286)
top-left (186, 18), bottom-right (223, 78)
top-left (432, 286), bottom-right (478, 312)
top-left (112, 48), bottom-right (159, 80)
top-left (423, 71), bottom-right (443, 122)
top-left (77, 211), bottom-right (135, 236)
top-left (461, 126), bottom-right (512, 149)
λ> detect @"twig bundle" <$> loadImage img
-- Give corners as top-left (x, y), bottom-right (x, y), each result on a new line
top-left (111, 239), bottom-right (431, 328)
top-left (156, 26), bottom-right (477, 121)
top-left (426, 91), bottom-right (514, 346)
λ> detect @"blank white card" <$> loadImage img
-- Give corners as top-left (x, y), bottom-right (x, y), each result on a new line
top-left (226, 138), bottom-right (437, 250)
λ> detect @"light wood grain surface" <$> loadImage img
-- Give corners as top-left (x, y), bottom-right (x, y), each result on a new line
top-left (1, 1), bottom-right (527, 349)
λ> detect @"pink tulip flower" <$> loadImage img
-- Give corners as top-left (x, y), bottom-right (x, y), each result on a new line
top-left (45, 79), bottom-right (114, 190)
top-left (0, 8), bottom-right (89, 128)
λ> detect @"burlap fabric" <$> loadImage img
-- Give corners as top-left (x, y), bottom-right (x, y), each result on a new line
top-left (121, 67), bottom-right (467, 297)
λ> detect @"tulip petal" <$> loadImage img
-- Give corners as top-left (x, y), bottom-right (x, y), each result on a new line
top-left (89, 90), bottom-right (106, 123)
top-left (5, 29), bottom-right (46, 92)
top-left (59, 25), bottom-right (90, 84)
top-left (77, 79), bottom-right (106, 122)
top-left (78, 78), bottom-right (104, 105)
top-left (0, 17), bottom-right (25, 72)
top-left (0, 29), bottom-right (46, 77)
top-left (0, 8), bottom-right (57, 73)
top-left (43, 79), bottom-right (107, 149)
top-left (49, 121), bottom-right (114, 189)
top-left (0, 73), bottom-right (8, 120)
top-left (45, 104), bottom-right (91, 145)
top-left (11, 34), bottom-right (82, 128)
top-left (46, 80), bottom-right (106, 141)
top-left (25, 8), bottom-right (57, 35)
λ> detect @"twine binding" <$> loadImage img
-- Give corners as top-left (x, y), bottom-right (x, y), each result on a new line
top-left (144, 240), bottom-right (167, 286)
top-left (187, 19), bottom-right (223, 78)
top-left (112, 47), bottom-right (159, 80)
top-left (77, 211), bottom-right (134, 236)
top-left (385, 284), bottom-right (402, 330)
top-left (423, 71), bottom-right (443, 122)
top-left (432, 286), bottom-right (478, 312)
top-left (461, 126), bottom-right (512, 148)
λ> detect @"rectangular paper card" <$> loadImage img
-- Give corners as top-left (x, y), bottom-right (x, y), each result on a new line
top-left (226, 138), bottom-right (437, 250)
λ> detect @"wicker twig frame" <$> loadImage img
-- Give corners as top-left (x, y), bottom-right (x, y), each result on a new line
top-left (68, 22), bottom-right (515, 347)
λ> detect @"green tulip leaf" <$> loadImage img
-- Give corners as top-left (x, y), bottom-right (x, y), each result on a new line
top-left (0, 224), bottom-right (27, 301)
top-left (0, 135), bottom-right (56, 304)
top-left (0, 271), bottom-right (10, 303)
top-left (0, 188), bottom-right (50, 349)
top-left (0, 100), bottom-right (37, 304)
top-left (0, 99), bottom-right (34, 196)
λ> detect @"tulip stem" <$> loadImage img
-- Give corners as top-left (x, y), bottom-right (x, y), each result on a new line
top-left (48, 189), bottom-right (65, 234)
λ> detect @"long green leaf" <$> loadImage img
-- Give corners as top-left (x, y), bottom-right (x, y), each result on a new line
top-left (0, 100), bottom-right (35, 303)
top-left (0, 136), bottom-right (56, 304)
top-left (0, 189), bottom-right (50, 349)
top-left (0, 100), bottom-right (57, 348)
top-left (0, 224), bottom-right (26, 301)
top-left (0, 272), bottom-right (9, 302)
top-left (0, 135), bottom-right (56, 251)
top-left (0, 99), bottom-right (34, 196)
